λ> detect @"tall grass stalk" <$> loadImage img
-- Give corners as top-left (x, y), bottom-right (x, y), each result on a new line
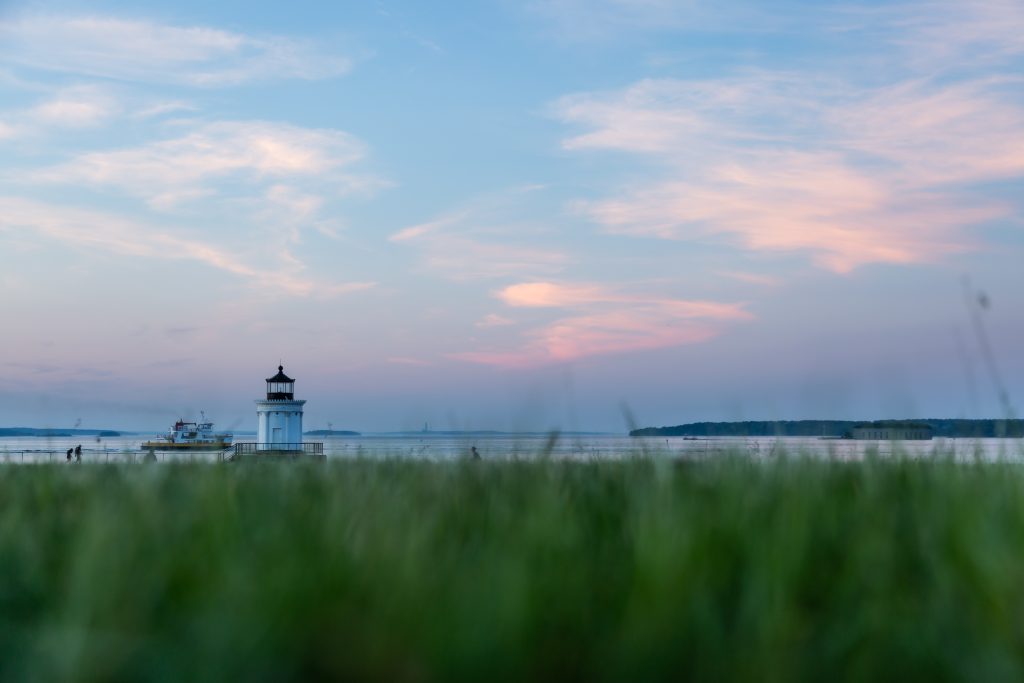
top-left (2, 455), bottom-right (1024, 681)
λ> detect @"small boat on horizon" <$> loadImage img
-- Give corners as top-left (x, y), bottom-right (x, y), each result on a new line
top-left (140, 414), bottom-right (232, 451)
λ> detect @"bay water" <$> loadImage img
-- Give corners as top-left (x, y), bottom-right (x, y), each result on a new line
top-left (1, 433), bottom-right (1022, 464)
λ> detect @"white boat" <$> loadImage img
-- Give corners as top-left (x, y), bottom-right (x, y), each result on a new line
top-left (141, 414), bottom-right (232, 450)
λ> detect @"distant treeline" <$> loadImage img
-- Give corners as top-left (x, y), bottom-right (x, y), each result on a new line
top-left (631, 420), bottom-right (1024, 438)
top-left (305, 430), bottom-right (361, 436)
top-left (384, 431), bottom-right (609, 436)
top-left (0, 428), bottom-right (122, 437)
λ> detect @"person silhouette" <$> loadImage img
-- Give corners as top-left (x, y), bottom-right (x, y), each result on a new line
top-left (471, 446), bottom-right (480, 460)
top-left (66, 448), bottom-right (73, 462)
top-left (75, 445), bottom-right (82, 462)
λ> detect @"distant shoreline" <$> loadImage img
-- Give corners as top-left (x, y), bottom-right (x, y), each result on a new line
top-left (304, 430), bottom-right (361, 436)
top-left (0, 428), bottom-right (615, 438)
top-left (631, 419), bottom-right (1024, 438)
top-left (379, 431), bottom-right (615, 437)
top-left (0, 428), bottom-right (124, 437)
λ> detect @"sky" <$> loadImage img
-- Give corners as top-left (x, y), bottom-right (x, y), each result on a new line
top-left (1, 0), bottom-right (1022, 433)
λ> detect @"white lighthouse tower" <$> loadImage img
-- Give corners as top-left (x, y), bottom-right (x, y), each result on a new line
top-left (256, 365), bottom-right (304, 450)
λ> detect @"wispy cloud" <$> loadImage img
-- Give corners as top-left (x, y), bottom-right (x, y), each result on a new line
top-left (475, 314), bottom-right (515, 328)
top-left (0, 87), bottom-right (200, 143)
top-left (717, 271), bottom-right (781, 287)
top-left (575, 156), bottom-right (998, 273)
top-left (30, 85), bottom-right (121, 128)
top-left (4, 113), bottom-right (383, 298)
top-left (262, 184), bottom-right (339, 241)
top-left (0, 15), bottom-right (352, 87)
top-left (390, 188), bottom-right (568, 281)
top-left (0, 196), bottom-right (375, 298)
top-left (456, 281), bottom-right (750, 366)
top-left (555, 64), bottom-right (1024, 272)
top-left (33, 120), bottom-right (374, 209)
top-left (848, 0), bottom-right (1024, 68)
top-left (133, 101), bottom-right (198, 120)
top-left (830, 78), bottom-right (1024, 186)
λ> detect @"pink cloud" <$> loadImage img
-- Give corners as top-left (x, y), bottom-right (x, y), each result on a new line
top-left (499, 281), bottom-right (607, 307)
top-left (831, 79), bottom-right (1024, 185)
top-left (580, 158), bottom-right (1000, 272)
top-left (718, 271), bottom-right (781, 286)
top-left (556, 70), bottom-right (1023, 272)
top-left (475, 314), bottom-right (515, 328)
top-left (499, 281), bottom-right (751, 318)
top-left (456, 281), bottom-right (750, 367)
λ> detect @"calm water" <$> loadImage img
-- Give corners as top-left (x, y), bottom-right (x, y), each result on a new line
top-left (1, 433), bottom-right (1023, 464)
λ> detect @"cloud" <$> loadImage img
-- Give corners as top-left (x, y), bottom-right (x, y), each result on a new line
top-left (500, 281), bottom-right (621, 307)
top-left (456, 281), bottom-right (750, 366)
top-left (859, 0), bottom-right (1024, 68)
top-left (499, 281), bottom-right (750, 318)
top-left (34, 120), bottom-right (372, 208)
top-left (475, 314), bottom-right (515, 328)
top-left (8, 117), bottom-right (383, 298)
top-left (829, 78), bottom-right (1024, 186)
top-left (557, 76), bottom-right (767, 154)
top-left (0, 87), bottom-right (199, 143)
top-left (576, 157), bottom-right (1000, 273)
top-left (0, 15), bottom-right (352, 87)
top-left (30, 85), bottom-right (120, 128)
top-left (262, 184), bottom-right (327, 240)
top-left (134, 101), bottom-right (198, 120)
top-left (390, 189), bottom-right (567, 281)
top-left (717, 271), bottom-right (780, 287)
top-left (0, 196), bottom-right (375, 298)
top-left (555, 68), bottom-right (1024, 272)
top-left (531, 0), bottom-right (1024, 62)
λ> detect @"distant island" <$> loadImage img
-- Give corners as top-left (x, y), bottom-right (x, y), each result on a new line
top-left (631, 419), bottom-right (1024, 438)
top-left (385, 430), bottom-right (613, 437)
top-left (305, 430), bottom-right (361, 436)
top-left (0, 428), bottom-right (122, 437)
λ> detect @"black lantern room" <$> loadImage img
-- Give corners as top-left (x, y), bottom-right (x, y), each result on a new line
top-left (266, 365), bottom-right (295, 400)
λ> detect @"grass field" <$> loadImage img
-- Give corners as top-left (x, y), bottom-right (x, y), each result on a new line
top-left (3, 454), bottom-right (1024, 681)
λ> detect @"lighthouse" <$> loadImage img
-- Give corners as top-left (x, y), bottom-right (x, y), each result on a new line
top-left (256, 365), bottom-right (305, 450)
top-left (227, 364), bottom-right (323, 461)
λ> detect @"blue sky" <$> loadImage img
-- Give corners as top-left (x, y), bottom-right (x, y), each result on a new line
top-left (1, 0), bottom-right (1022, 432)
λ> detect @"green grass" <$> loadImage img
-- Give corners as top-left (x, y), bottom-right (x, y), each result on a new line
top-left (3, 454), bottom-right (1024, 681)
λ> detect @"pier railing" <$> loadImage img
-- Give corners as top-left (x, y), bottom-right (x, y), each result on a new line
top-left (228, 442), bottom-right (324, 461)
top-left (0, 449), bottom-right (226, 464)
